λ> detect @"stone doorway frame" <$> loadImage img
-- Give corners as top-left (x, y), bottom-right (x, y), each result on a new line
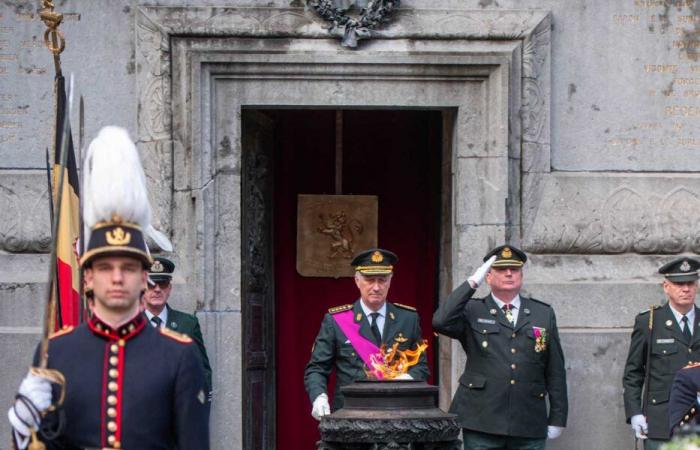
top-left (135, 6), bottom-right (551, 449)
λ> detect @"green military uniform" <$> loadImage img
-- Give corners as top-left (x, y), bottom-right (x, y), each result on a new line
top-left (304, 299), bottom-right (429, 410)
top-left (165, 304), bottom-right (213, 394)
top-left (623, 302), bottom-right (700, 440)
top-left (432, 280), bottom-right (568, 439)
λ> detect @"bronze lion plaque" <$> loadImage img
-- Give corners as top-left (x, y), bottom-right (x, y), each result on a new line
top-left (297, 194), bottom-right (378, 277)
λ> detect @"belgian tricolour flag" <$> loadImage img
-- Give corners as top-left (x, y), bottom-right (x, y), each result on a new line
top-left (52, 74), bottom-right (81, 327)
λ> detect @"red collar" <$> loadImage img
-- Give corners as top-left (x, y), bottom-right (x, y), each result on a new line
top-left (88, 311), bottom-right (146, 341)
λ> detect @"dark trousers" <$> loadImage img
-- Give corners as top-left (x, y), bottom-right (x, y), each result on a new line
top-left (463, 430), bottom-right (546, 450)
top-left (643, 438), bottom-right (667, 450)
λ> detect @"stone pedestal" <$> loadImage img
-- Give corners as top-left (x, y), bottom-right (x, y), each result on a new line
top-left (318, 381), bottom-right (461, 450)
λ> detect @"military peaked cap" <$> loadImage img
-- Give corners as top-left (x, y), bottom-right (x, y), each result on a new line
top-left (659, 257), bottom-right (700, 283)
top-left (484, 244), bottom-right (527, 269)
top-left (149, 256), bottom-right (175, 282)
top-left (351, 248), bottom-right (398, 275)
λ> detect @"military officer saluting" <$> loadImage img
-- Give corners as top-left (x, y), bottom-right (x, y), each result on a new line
top-left (304, 248), bottom-right (429, 419)
top-left (7, 127), bottom-right (209, 449)
top-left (432, 245), bottom-right (567, 449)
top-left (623, 257), bottom-right (700, 449)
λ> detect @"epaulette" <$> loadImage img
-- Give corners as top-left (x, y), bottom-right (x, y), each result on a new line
top-left (393, 303), bottom-right (417, 312)
top-left (639, 305), bottom-right (662, 315)
top-left (683, 361), bottom-right (700, 370)
top-left (49, 325), bottom-right (75, 340)
top-left (328, 304), bottom-right (353, 314)
top-left (160, 327), bottom-right (192, 344)
top-left (529, 298), bottom-right (551, 307)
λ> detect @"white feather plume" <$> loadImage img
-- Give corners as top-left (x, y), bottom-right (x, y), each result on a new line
top-left (82, 126), bottom-right (173, 251)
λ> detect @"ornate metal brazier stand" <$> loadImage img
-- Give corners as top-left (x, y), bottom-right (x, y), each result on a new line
top-left (318, 381), bottom-right (461, 450)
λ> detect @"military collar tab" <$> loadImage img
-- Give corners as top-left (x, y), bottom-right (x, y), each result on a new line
top-left (89, 312), bottom-right (146, 340)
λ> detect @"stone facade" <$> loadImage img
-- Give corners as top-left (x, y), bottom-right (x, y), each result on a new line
top-left (1, 1), bottom-right (698, 449)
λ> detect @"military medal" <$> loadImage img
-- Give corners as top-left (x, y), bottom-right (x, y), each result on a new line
top-left (533, 327), bottom-right (547, 353)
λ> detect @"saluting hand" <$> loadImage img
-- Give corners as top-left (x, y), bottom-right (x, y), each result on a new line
top-left (468, 255), bottom-right (497, 288)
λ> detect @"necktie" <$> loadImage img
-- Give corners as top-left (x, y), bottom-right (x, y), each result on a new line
top-left (370, 312), bottom-right (382, 346)
top-left (683, 315), bottom-right (692, 341)
top-left (502, 304), bottom-right (515, 325)
top-left (151, 316), bottom-right (163, 328)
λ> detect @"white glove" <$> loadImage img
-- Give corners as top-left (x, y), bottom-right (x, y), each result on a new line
top-left (547, 425), bottom-right (564, 439)
top-left (630, 414), bottom-right (648, 439)
top-left (311, 393), bottom-right (330, 421)
top-left (8, 372), bottom-right (53, 441)
top-left (393, 373), bottom-right (413, 380)
top-left (468, 255), bottom-right (497, 288)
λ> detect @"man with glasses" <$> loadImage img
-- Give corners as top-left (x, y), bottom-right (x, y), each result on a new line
top-left (144, 256), bottom-right (213, 397)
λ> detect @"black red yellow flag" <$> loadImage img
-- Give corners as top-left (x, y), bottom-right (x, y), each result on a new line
top-left (52, 74), bottom-right (81, 327)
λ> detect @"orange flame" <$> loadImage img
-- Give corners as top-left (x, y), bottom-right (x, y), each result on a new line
top-left (365, 340), bottom-right (428, 380)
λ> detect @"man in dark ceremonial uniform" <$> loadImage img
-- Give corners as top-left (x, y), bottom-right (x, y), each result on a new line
top-left (7, 127), bottom-right (209, 450)
top-left (669, 362), bottom-right (700, 435)
top-left (623, 256), bottom-right (700, 449)
top-left (304, 248), bottom-right (430, 420)
top-left (432, 245), bottom-right (567, 449)
top-left (144, 256), bottom-right (213, 395)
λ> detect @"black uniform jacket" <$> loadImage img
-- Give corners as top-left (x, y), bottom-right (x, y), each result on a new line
top-left (669, 363), bottom-right (700, 434)
top-left (304, 299), bottom-right (430, 410)
top-left (165, 304), bottom-right (213, 393)
top-left (623, 302), bottom-right (700, 439)
top-left (24, 312), bottom-right (210, 450)
top-left (432, 280), bottom-right (568, 439)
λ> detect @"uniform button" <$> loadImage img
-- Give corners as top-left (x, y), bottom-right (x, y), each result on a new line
top-left (510, 379), bottom-right (515, 385)
top-left (109, 356), bottom-right (118, 366)
top-left (482, 341), bottom-right (488, 348)
top-left (685, 415), bottom-right (690, 420)
top-left (108, 435), bottom-right (116, 444)
top-left (511, 364), bottom-right (516, 370)
top-left (107, 421), bottom-right (117, 432)
top-left (121, 329), bottom-right (127, 335)
top-left (108, 395), bottom-right (117, 405)
top-left (662, 350), bottom-right (667, 354)
top-left (114, 441), bottom-right (122, 449)
top-left (511, 348), bottom-right (516, 354)
top-left (110, 344), bottom-right (118, 353)
top-left (109, 369), bottom-right (119, 378)
top-left (108, 407), bottom-right (117, 418)
top-left (128, 324), bottom-right (135, 332)
top-left (108, 381), bottom-right (119, 392)
top-left (119, 339), bottom-right (125, 346)
top-left (540, 393), bottom-right (545, 398)
top-left (652, 399), bottom-right (657, 404)
top-left (483, 329), bottom-right (487, 333)
top-left (511, 333), bottom-right (516, 338)
top-left (690, 349), bottom-right (693, 353)
top-left (468, 383), bottom-right (473, 387)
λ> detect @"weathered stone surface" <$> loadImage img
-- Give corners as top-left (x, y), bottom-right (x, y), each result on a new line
top-left (0, 171), bottom-right (51, 252)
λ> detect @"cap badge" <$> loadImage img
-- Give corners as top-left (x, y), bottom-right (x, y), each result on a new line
top-left (371, 251), bottom-right (383, 263)
top-left (105, 227), bottom-right (131, 246)
top-left (151, 260), bottom-right (164, 273)
top-left (502, 247), bottom-right (512, 258)
top-left (681, 260), bottom-right (691, 272)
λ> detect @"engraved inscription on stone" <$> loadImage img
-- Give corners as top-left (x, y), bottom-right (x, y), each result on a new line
top-left (297, 194), bottom-right (378, 278)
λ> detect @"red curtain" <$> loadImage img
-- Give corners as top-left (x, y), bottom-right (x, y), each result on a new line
top-left (273, 109), bottom-right (442, 450)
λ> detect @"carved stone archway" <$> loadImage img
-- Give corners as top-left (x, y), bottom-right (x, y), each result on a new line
top-left (134, 6), bottom-right (551, 449)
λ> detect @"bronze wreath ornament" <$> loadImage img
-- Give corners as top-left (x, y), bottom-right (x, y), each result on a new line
top-left (308, 0), bottom-right (400, 48)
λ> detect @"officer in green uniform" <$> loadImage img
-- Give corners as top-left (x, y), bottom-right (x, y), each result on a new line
top-left (623, 257), bottom-right (700, 450)
top-left (432, 245), bottom-right (567, 450)
top-left (143, 256), bottom-right (213, 396)
top-left (304, 248), bottom-right (430, 420)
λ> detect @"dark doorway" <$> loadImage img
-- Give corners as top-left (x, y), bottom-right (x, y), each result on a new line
top-left (242, 109), bottom-right (444, 450)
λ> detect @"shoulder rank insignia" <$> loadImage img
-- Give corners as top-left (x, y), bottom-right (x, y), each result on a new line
top-left (49, 325), bottom-right (75, 340)
top-left (328, 304), bottom-right (353, 314)
top-left (160, 327), bottom-right (193, 344)
top-left (393, 303), bottom-right (416, 311)
top-left (683, 361), bottom-right (700, 370)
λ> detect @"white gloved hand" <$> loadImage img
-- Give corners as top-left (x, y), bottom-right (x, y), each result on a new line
top-left (311, 393), bottom-right (331, 421)
top-left (467, 255), bottom-right (497, 288)
top-left (393, 373), bottom-right (413, 380)
top-left (8, 371), bottom-right (53, 438)
top-left (630, 414), bottom-right (648, 439)
top-left (547, 425), bottom-right (564, 439)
